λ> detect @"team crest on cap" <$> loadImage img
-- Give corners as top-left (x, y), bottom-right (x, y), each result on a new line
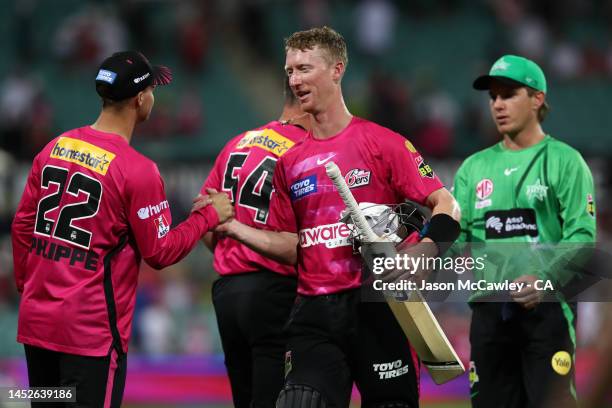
top-left (492, 60), bottom-right (510, 71)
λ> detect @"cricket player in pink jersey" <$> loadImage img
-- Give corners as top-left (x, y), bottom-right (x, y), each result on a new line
top-left (11, 51), bottom-right (233, 408)
top-left (216, 27), bottom-right (461, 407)
top-left (200, 80), bottom-right (309, 408)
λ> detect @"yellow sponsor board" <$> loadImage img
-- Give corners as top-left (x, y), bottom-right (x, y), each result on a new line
top-left (50, 137), bottom-right (116, 175)
top-left (236, 129), bottom-right (295, 157)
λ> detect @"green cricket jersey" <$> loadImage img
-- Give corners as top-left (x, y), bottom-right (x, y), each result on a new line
top-left (452, 135), bottom-right (596, 298)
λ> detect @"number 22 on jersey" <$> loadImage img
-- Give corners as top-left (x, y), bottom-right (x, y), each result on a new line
top-left (34, 165), bottom-right (102, 250)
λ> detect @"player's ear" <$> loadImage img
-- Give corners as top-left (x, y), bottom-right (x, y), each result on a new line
top-left (332, 60), bottom-right (345, 83)
top-left (532, 91), bottom-right (545, 111)
top-left (135, 91), bottom-right (145, 108)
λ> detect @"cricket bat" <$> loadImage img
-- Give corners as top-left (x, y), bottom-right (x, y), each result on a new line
top-left (325, 161), bottom-right (465, 385)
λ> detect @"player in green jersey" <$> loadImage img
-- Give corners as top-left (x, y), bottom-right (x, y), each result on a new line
top-left (453, 55), bottom-right (596, 408)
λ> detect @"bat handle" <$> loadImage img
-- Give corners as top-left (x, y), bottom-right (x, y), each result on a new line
top-left (325, 161), bottom-right (379, 243)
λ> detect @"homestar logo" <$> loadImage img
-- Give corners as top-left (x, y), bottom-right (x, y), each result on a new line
top-left (236, 129), bottom-right (295, 157)
top-left (50, 137), bottom-right (115, 175)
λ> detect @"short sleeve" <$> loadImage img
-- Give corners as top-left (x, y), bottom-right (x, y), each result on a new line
top-left (382, 133), bottom-right (444, 204)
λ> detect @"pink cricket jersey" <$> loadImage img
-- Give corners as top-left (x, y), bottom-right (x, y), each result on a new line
top-left (202, 120), bottom-right (306, 276)
top-left (12, 126), bottom-right (219, 356)
top-left (268, 117), bottom-right (443, 295)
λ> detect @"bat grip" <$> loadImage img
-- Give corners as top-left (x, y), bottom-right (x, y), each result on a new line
top-left (325, 162), bottom-right (378, 242)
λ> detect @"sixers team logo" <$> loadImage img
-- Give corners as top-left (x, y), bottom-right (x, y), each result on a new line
top-left (345, 169), bottom-right (371, 189)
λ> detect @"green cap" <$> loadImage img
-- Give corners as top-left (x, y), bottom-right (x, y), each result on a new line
top-left (473, 55), bottom-right (547, 93)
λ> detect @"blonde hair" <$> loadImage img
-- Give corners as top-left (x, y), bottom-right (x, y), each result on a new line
top-left (526, 87), bottom-right (550, 123)
top-left (285, 26), bottom-right (348, 67)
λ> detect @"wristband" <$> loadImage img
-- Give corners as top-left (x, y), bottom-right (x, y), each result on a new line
top-left (420, 213), bottom-right (460, 255)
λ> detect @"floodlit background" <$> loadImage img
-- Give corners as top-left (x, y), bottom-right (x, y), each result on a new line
top-left (0, 0), bottom-right (611, 406)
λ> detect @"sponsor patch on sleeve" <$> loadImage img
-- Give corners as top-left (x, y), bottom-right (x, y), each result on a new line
top-left (290, 175), bottom-right (317, 201)
top-left (587, 193), bottom-right (595, 218)
top-left (154, 214), bottom-right (170, 238)
top-left (50, 137), bottom-right (116, 175)
top-left (137, 200), bottom-right (170, 220)
top-left (415, 155), bottom-right (434, 178)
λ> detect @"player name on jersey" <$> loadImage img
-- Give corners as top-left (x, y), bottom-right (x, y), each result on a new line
top-left (29, 236), bottom-right (99, 271)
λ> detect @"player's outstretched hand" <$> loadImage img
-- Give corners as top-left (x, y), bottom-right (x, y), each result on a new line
top-left (206, 188), bottom-right (234, 223)
top-left (191, 194), bottom-right (213, 213)
top-left (214, 218), bottom-right (240, 237)
top-left (510, 274), bottom-right (542, 309)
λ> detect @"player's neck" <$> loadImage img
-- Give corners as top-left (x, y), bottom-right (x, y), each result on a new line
top-left (91, 109), bottom-right (136, 143)
top-left (502, 121), bottom-right (545, 150)
top-left (279, 103), bottom-right (311, 131)
top-left (311, 95), bottom-right (352, 139)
